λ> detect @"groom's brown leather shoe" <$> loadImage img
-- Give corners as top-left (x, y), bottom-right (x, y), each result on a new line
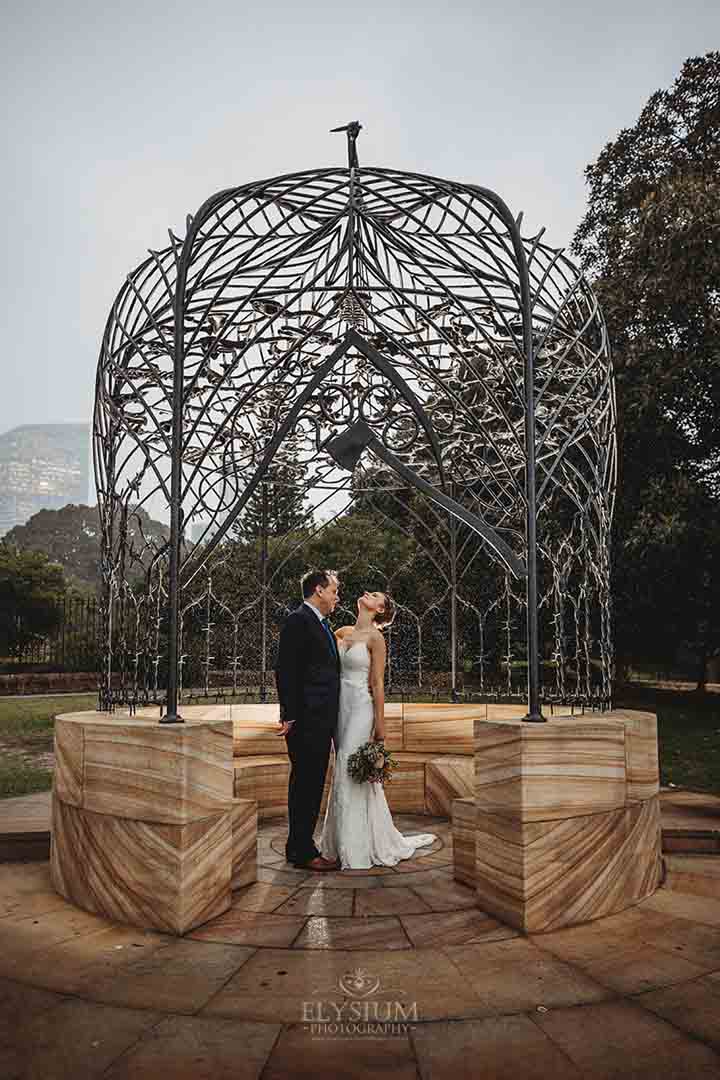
top-left (296, 856), bottom-right (340, 872)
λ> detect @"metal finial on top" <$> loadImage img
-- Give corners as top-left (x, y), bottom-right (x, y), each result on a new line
top-left (330, 121), bottom-right (362, 168)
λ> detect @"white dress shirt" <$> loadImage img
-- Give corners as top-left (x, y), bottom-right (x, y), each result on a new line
top-left (303, 600), bottom-right (325, 621)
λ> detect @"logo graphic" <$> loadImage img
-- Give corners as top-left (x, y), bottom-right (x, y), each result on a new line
top-left (303, 967), bottom-right (419, 1040)
top-left (338, 969), bottom-right (381, 998)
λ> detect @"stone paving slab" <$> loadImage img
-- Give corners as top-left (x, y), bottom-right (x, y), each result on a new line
top-left (444, 937), bottom-right (616, 1014)
top-left (354, 885), bottom-right (432, 916)
top-left (102, 1014), bottom-right (281, 1080)
top-left (274, 885), bottom-right (355, 917)
top-left (0, 861), bottom-right (76, 920)
top-left (401, 908), bottom-right (518, 947)
top-left (0, 991), bottom-right (163, 1080)
top-left (639, 974), bottom-right (720, 1052)
top-left (292, 914), bottom-right (413, 950)
top-left (200, 945), bottom-right (497, 1023)
top-left (261, 1023), bottom-right (418, 1080)
top-left (228, 880), bottom-right (300, 913)
top-left (410, 1014), bottom-right (586, 1080)
top-left (88, 940), bottom-right (257, 1014)
top-left (533, 903), bottom-right (718, 995)
top-left (533, 999), bottom-right (720, 1078)
top-left (641, 883), bottom-right (720, 926)
top-left (189, 909), bottom-right (308, 948)
top-left (663, 853), bottom-right (720, 897)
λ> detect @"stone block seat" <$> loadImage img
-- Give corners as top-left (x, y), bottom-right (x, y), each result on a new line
top-left (460, 708), bottom-right (663, 934)
top-left (50, 712), bottom-right (257, 935)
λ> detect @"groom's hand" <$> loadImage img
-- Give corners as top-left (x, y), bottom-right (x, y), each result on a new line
top-left (276, 721), bottom-right (294, 737)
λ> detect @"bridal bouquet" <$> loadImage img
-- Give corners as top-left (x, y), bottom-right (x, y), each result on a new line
top-left (347, 740), bottom-right (397, 785)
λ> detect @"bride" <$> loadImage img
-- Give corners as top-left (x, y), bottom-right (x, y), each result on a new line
top-left (319, 590), bottom-right (436, 869)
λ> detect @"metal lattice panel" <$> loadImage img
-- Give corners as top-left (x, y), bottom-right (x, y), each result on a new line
top-left (94, 144), bottom-right (616, 717)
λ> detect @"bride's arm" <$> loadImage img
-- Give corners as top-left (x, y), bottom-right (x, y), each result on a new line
top-left (368, 633), bottom-right (386, 741)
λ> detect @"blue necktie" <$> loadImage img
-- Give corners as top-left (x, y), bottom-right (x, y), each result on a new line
top-left (321, 618), bottom-right (337, 659)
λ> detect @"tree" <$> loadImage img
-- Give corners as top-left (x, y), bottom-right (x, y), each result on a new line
top-left (617, 475), bottom-right (720, 685)
top-left (4, 504), bottom-right (168, 590)
top-left (302, 513), bottom-right (415, 607)
top-left (573, 51), bottom-right (720, 475)
top-left (0, 545), bottom-right (66, 660)
top-left (233, 472), bottom-right (309, 544)
top-left (232, 395), bottom-right (310, 543)
top-left (572, 52), bottom-right (720, 686)
top-left (349, 465), bottom-right (421, 532)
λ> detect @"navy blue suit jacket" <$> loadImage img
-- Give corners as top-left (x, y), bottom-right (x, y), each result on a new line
top-left (274, 604), bottom-right (340, 734)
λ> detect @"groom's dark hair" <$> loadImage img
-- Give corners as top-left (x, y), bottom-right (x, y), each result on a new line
top-left (301, 568), bottom-right (337, 599)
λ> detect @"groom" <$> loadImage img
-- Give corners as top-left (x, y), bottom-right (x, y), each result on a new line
top-left (274, 569), bottom-right (341, 871)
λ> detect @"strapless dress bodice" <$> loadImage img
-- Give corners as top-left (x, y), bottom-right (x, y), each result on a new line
top-left (340, 640), bottom-right (371, 689)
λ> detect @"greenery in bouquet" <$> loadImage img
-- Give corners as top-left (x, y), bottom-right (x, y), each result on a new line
top-left (347, 739), bottom-right (397, 785)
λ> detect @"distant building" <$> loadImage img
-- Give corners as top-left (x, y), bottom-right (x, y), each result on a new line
top-left (0, 424), bottom-right (90, 536)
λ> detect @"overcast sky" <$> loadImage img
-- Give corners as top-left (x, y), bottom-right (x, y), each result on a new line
top-left (2, 0), bottom-right (718, 442)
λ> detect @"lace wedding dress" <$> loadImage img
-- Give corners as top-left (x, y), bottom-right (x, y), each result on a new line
top-left (319, 640), bottom-right (436, 869)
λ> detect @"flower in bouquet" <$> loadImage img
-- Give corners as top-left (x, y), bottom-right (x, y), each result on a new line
top-left (347, 739), bottom-right (397, 785)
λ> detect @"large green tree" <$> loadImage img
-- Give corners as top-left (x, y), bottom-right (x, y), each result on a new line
top-left (572, 52), bottom-right (720, 683)
top-left (573, 51), bottom-right (720, 472)
top-left (0, 545), bottom-right (66, 660)
top-left (618, 474), bottom-right (720, 685)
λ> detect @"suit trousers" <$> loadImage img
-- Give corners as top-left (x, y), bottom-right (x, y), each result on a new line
top-left (284, 721), bottom-right (334, 864)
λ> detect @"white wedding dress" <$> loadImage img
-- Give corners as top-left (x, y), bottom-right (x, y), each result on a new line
top-left (319, 640), bottom-right (436, 869)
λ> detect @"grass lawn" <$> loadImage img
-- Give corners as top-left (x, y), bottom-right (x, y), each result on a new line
top-left (0, 686), bottom-right (718, 799)
top-left (656, 706), bottom-right (720, 792)
top-left (616, 683), bottom-right (720, 794)
top-left (0, 694), bottom-right (96, 799)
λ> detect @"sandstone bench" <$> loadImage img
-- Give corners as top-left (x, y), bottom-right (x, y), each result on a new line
top-left (227, 702), bottom-right (483, 820)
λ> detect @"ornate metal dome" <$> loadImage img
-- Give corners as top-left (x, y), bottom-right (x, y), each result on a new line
top-left (94, 131), bottom-right (616, 719)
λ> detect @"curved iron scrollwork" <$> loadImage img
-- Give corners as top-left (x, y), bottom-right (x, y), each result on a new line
top-left (93, 133), bottom-right (616, 720)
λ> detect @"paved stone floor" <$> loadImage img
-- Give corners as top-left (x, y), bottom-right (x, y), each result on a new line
top-left (2, 814), bottom-right (720, 1078)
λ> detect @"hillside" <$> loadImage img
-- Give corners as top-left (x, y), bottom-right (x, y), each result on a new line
top-left (3, 504), bottom-right (169, 590)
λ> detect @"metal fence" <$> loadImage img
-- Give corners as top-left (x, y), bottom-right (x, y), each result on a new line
top-left (0, 588), bottom-right (613, 714)
top-left (0, 593), bottom-right (102, 672)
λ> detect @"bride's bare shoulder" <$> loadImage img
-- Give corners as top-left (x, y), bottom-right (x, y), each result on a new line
top-left (368, 627), bottom-right (387, 649)
top-left (335, 625), bottom-right (353, 638)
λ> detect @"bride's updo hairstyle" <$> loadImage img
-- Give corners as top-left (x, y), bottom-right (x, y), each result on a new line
top-left (373, 593), bottom-right (396, 630)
